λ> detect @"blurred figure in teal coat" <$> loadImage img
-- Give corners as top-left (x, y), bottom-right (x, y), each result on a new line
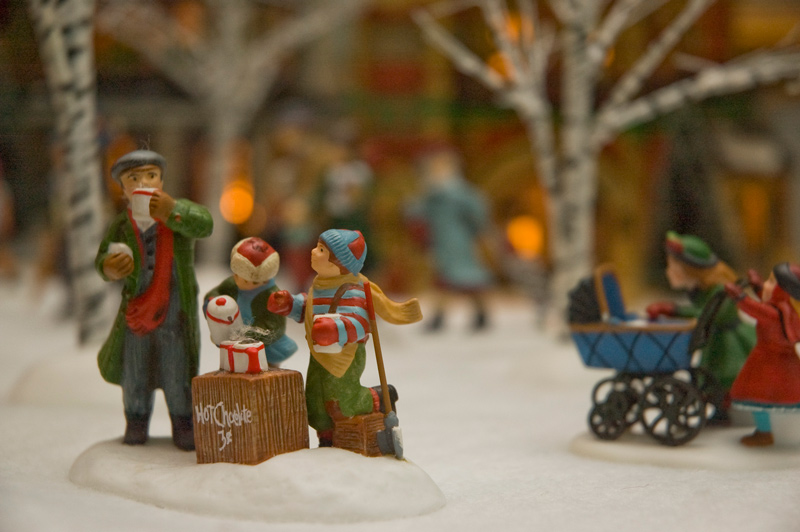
top-left (408, 146), bottom-right (494, 331)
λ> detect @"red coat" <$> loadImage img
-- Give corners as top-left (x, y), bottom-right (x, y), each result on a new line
top-left (730, 293), bottom-right (800, 406)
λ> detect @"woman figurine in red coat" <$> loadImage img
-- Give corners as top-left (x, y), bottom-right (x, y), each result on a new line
top-left (726, 263), bottom-right (800, 447)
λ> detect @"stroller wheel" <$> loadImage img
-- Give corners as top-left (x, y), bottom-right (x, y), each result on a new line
top-left (588, 376), bottom-right (641, 440)
top-left (639, 376), bottom-right (706, 446)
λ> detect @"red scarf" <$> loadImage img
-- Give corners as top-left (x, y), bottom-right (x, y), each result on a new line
top-left (125, 211), bottom-right (174, 335)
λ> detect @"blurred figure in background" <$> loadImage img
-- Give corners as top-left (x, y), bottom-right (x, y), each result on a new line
top-left (407, 145), bottom-right (494, 332)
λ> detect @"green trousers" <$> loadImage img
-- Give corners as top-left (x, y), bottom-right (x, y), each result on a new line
top-left (305, 343), bottom-right (374, 432)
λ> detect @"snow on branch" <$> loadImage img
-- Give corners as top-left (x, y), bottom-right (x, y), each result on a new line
top-left (509, 0), bottom-right (556, 90)
top-left (246, 0), bottom-right (369, 80)
top-left (547, 0), bottom-right (577, 24)
top-left (588, 0), bottom-right (672, 69)
top-left (517, 0), bottom-right (537, 52)
top-left (601, 0), bottom-right (714, 111)
top-left (412, 6), bottom-right (507, 91)
top-left (593, 49), bottom-right (800, 147)
top-left (53, 0), bottom-right (93, 29)
top-left (482, 0), bottom-right (529, 86)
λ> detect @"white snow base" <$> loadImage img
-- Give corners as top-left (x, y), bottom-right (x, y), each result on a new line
top-left (570, 426), bottom-right (800, 470)
top-left (69, 439), bottom-right (446, 523)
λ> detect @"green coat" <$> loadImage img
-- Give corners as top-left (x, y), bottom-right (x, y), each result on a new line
top-left (95, 199), bottom-right (213, 384)
top-left (676, 285), bottom-right (756, 391)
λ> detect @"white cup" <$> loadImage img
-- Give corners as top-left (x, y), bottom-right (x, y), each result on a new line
top-left (205, 295), bottom-right (243, 346)
top-left (312, 312), bottom-right (343, 353)
top-left (131, 187), bottom-right (157, 225)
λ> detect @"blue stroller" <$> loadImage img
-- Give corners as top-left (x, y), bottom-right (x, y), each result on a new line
top-left (568, 265), bottom-right (716, 446)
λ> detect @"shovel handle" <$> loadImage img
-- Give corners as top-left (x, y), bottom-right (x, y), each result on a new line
top-left (364, 282), bottom-right (393, 415)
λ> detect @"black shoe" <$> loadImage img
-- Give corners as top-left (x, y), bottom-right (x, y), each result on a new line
top-left (472, 308), bottom-right (488, 331)
top-left (123, 413), bottom-right (150, 445)
top-left (171, 415), bottom-right (195, 451)
top-left (371, 384), bottom-right (399, 414)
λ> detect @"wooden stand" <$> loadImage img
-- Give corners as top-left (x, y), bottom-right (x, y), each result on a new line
top-left (332, 412), bottom-right (385, 457)
top-left (192, 369), bottom-right (309, 465)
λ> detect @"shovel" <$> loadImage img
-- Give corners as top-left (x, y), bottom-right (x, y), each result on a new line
top-left (364, 282), bottom-right (404, 460)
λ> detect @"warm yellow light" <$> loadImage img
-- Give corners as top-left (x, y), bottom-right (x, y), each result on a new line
top-left (220, 181), bottom-right (254, 225)
top-left (506, 215), bottom-right (544, 259)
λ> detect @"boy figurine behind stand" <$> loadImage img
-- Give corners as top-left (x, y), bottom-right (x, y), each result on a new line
top-left (268, 229), bottom-right (421, 450)
top-left (95, 150), bottom-right (213, 450)
top-left (204, 237), bottom-right (297, 368)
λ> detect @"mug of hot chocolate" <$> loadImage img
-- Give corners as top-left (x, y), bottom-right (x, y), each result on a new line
top-left (131, 187), bottom-right (157, 227)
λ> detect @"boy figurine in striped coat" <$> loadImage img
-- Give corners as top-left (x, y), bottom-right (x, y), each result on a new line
top-left (268, 229), bottom-right (422, 447)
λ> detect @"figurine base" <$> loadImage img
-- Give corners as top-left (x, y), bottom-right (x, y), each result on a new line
top-left (192, 369), bottom-right (309, 465)
top-left (333, 411), bottom-right (386, 457)
top-left (69, 439), bottom-right (446, 523)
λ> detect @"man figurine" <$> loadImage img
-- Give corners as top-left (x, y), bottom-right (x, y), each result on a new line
top-left (204, 237), bottom-right (297, 368)
top-left (95, 150), bottom-right (213, 450)
top-left (268, 229), bottom-right (421, 447)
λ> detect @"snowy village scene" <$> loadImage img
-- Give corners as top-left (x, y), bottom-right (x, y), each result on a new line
top-left (2, 0), bottom-right (800, 531)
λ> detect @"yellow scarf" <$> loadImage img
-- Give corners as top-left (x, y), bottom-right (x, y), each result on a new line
top-left (305, 274), bottom-right (422, 377)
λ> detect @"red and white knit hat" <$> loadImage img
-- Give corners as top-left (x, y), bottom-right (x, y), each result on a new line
top-left (230, 237), bottom-right (279, 283)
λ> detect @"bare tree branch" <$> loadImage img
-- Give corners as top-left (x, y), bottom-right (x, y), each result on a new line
top-left (413, 7), bottom-right (508, 91)
top-left (516, 0), bottom-right (557, 91)
top-left (482, 0), bottom-right (529, 85)
top-left (517, 0), bottom-right (537, 55)
top-left (593, 49), bottom-right (800, 147)
top-left (673, 51), bottom-right (719, 72)
top-left (96, 0), bottom-right (208, 98)
top-left (600, 0), bottom-right (714, 111)
top-left (589, 0), bottom-right (671, 68)
top-left (246, 0), bottom-right (368, 87)
top-left (547, 0), bottom-right (576, 24)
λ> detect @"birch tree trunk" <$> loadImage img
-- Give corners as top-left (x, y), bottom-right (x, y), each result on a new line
top-left (28, 0), bottom-right (112, 344)
top-left (547, 5), bottom-right (601, 330)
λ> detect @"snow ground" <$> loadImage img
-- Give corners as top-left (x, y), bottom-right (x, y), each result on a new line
top-left (2, 266), bottom-right (800, 532)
